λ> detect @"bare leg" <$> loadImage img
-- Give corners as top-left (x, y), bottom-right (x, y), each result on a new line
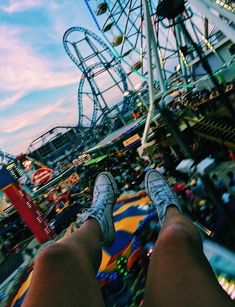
top-left (144, 207), bottom-right (235, 307)
top-left (23, 172), bottom-right (118, 307)
top-left (22, 219), bottom-right (105, 307)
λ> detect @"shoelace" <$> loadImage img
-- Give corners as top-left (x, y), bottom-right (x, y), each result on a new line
top-left (150, 185), bottom-right (168, 198)
top-left (149, 185), bottom-right (175, 205)
top-left (76, 190), bottom-right (112, 226)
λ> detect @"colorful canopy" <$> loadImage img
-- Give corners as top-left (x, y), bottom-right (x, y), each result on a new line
top-left (83, 155), bottom-right (107, 166)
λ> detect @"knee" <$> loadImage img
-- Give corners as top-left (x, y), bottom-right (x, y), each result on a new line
top-left (35, 243), bottom-right (78, 271)
top-left (157, 222), bottom-right (201, 252)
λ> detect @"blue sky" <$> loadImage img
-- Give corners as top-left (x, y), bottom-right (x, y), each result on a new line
top-left (0, 0), bottom-right (99, 155)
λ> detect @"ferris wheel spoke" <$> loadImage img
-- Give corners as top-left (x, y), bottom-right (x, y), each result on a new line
top-left (149, 0), bottom-right (158, 33)
top-left (161, 27), bottom-right (171, 63)
top-left (113, 0), bottom-right (131, 25)
top-left (118, 0), bottom-right (143, 58)
top-left (102, 3), bottom-right (122, 32)
top-left (119, 0), bottom-right (135, 55)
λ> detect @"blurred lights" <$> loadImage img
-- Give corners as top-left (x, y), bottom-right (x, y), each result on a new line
top-left (147, 248), bottom-right (153, 257)
top-left (179, 50), bottom-right (190, 70)
top-left (6, 163), bottom-right (22, 181)
top-left (223, 282), bottom-right (229, 291)
top-left (201, 35), bottom-right (216, 54)
top-left (216, 0), bottom-right (235, 12)
top-left (134, 83), bottom-right (142, 90)
top-left (159, 50), bottom-right (164, 69)
top-left (228, 284), bottom-right (235, 295)
top-left (124, 91), bottom-right (130, 97)
top-left (218, 276), bottom-right (235, 300)
top-left (116, 256), bottom-right (129, 276)
top-left (22, 160), bottom-right (32, 170)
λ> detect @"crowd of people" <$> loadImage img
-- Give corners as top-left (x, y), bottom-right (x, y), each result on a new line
top-left (165, 81), bottom-right (235, 122)
top-left (69, 143), bottom-right (235, 250)
top-left (0, 215), bottom-right (31, 258)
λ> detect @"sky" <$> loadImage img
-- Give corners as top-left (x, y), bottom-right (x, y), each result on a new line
top-left (0, 0), bottom-right (99, 155)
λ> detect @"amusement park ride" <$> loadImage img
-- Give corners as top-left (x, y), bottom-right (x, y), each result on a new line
top-left (83, 0), bottom-right (234, 289)
top-left (64, 0), bottom-right (235, 149)
top-left (27, 126), bottom-right (86, 164)
top-left (0, 149), bottom-right (14, 169)
top-left (26, 0), bottom-right (235, 165)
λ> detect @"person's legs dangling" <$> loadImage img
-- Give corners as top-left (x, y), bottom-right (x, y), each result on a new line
top-left (23, 172), bottom-right (118, 307)
top-left (144, 170), bottom-right (234, 307)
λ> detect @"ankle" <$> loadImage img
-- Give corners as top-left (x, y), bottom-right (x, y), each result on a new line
top-left (86, 219), bottom-right (103, 242)
top-left (166, 205), bottom-right (181, 216)
top-left (159, 206), bottom-right (181, 226)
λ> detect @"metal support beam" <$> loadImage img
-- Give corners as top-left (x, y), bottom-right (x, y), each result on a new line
top-left (174, 23), bottom-right (189, 83)
top-left (141, 0), bottom-right (166, 147)
top-left (159, 98), bottom-right (192, 158)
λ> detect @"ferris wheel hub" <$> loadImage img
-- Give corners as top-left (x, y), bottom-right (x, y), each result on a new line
top-left (156, 0), bottom-right (185, 19)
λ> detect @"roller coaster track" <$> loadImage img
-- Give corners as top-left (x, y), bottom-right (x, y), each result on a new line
top-left (63, 26), bottom-right (129, 128)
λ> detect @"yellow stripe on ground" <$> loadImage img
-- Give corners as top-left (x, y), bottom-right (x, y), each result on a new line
top-left (11, 271), bottom-right (33, 307)
top-left (100, 250), bottom-right (111, 271)
top-left (114, 196), bottom-right (150, 216)
top-left (115, 215), bottom-right (146, 233)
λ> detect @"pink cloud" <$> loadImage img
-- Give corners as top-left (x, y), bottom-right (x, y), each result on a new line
top-left (0, 25), bottom-right (79, 97)
top-left (0, 97), bottom-right (75, 133)
top-left (1, 0), bottom-right (62, 13)
top-left (0, 136), bottom-right (7, 144)
top-left (6, 139), bottom-right (32, 155)
top-left (0, 127), bottom-right (39, 154)
top-left (2, 113), bottom-right (78, 155)
top-left (0, 90), bottom-right (29, 109)
top-left (1, 0), bottom-right (43, 13)
top-left (0, 94), bottom-right (78, 154)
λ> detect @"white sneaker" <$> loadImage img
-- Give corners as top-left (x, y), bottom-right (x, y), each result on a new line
top-left (76, 172), bottom-right (118, 246)
top-left (145, 170), bottom-right (180, 226)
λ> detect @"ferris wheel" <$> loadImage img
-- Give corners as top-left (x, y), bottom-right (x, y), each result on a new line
top-left (84, 0), bottom-right (235, 88)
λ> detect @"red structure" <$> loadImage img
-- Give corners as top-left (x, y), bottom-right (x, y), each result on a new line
top-left (0, 164), bottom-right (56, 243)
